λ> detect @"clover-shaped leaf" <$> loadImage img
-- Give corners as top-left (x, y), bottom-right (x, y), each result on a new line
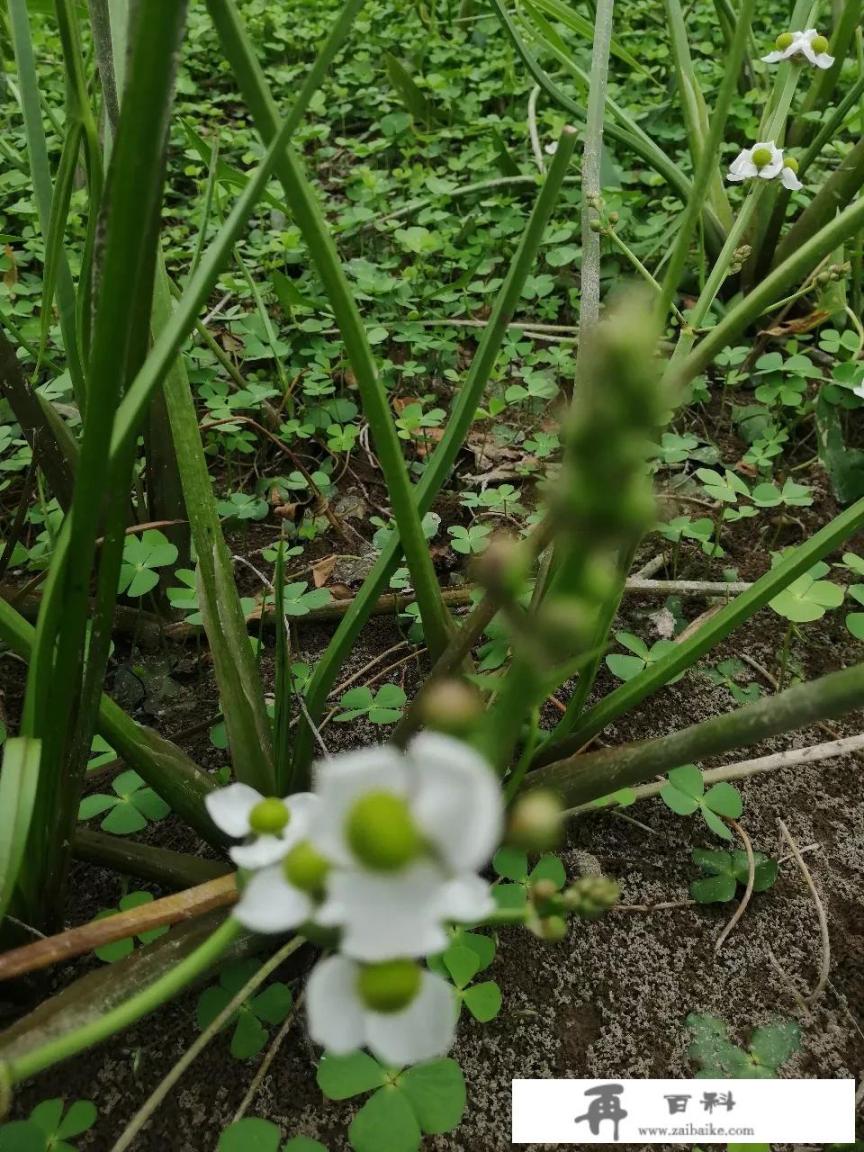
top-left (280, 581), bottom-right (333, 617)
top-left (217, 1118), bottom-right (327, 1152)
top-left (335, 683), bottom-right (406, 725)
top-left (687, 1014), bottom-right (799, 1079)
top-left (690, 848), bottom-right (778, 904)
top-left (770, 571), bottom-right (843, 622)
top-left (491, 848), bottom-right (565, 909)
top-left (660, 766), bottom-right (742, 841)
top-left (696, 468), bottom-right (749, 504)
top-left (93, 891), bottom-right (168, 962)
top-left (430, 930), bottom-right (501, 1024)
top-left (318, 1053), bottom-right (465, 1152)
top-left (118, 530), bottom-right (178, 598)
top-left (0, 1099), bottom-right (97, 1152)
top-left (167, 568), bottom-right (202, 624)
top-left (77, 770), bottom-right (170, 835)
top-left (196, 959), bottom-right (293, 1061)
top-left (605, 631), bottom-right (681, 683)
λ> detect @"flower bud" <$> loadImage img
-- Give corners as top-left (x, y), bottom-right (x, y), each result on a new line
top-left (346, 791), bottom-right (421, 871)
top-left (249, 797), bottom-right (290, 836)
top-left (530, 878), bottom-right (560, 905)
top-left (508, 790), bottom-right (564, 852)
top-left (589, 217), bottom-right (603, 233)
top-left (283, 839), bottom-right (330, 896)
top-left (421, 679), bottom-right (484, 737)
top-left (812, 34), bottom-right (829, 55)
top-left (608, 211), bottom-right (620, 224)
top-left (775, 31), bottom-right (794, 50)
top-left (751, 146), bottom-right (774, 169)
top-left (473, 534), bottom-right (526, 599)
top-left (563, 875), bottom-right (620, 919)
top-left (357, 959), bottom-right (422, 1013)
top-left (538, 915), bottom-right (568, 942)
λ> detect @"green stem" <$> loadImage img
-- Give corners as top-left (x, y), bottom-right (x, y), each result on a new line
top-left (530, 661), bottom-right (864, 806)
top-left (535, 494), bottom-right (864, 765)
top-left (72, 830), bottom-right (229, 888)
top-left (2, 918), bottom-right (242, 1084)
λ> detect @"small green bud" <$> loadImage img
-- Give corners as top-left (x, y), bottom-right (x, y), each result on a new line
top-left (783, 155), bottom-right (799, 173)
top-left (608, 211), bottom-right (620, 224)
top-left (812, 34), bottom-right (829, 55)
top-left (508, 790), bottom-right (564, 852)
top-left (283, 839), bottom-right (330, 895)
top-left (249, 797), bottom-right (290, 836)
top-left (357, 959), bottom-right (422, 1013)
top-left (563, 875), bottom-right (620, 919)
top-left (775, 31), bottom-right (795, 50)
top-left (589, 217), bottom-right (603, 233)
top-left (816, 270), bottom-right (831, 285)
top-left (539, 915), bottom-right (568, 942)
top-left (346, 791), bottom-right (421, 871)
top-left (531, 878), bottom-right (560, 905)
top-left (751, 146), bottom-right (774, 169)
top-left (473, 534), bottom-right (527, 598)
top-left (421, 679), bottom-right (484, 737)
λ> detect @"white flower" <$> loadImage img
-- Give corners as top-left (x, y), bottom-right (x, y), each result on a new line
top-left (307, 955), bottom-right (456, 1065)
top-left (232, 861), bottom-right (314, 933)
top-left (762, 29), bottom-right (834, 69)
top-left (727, 141), bottom-right (803, 191)
top-left (205, 782), bottom-right (318, 869)
top-left (545, 141), bottom-right (558, 156)
top-left (308, 734), bottom-right (503, 961)
top-left (852, 383), bottom-right (864, 400)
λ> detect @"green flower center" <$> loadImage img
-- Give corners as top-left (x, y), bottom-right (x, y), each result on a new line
top-left (751, 146), bottom-right (774, 169)
top-left (346, 791), bottom-right (421, 871)
top-left (812, 34), bottom-right (829, 55)
top-left (775, 31), bottom-right (795, 50)
top-left (283, 839), bottom-right (330, 895)
top-left (357, 959), bottom-right (422, 1013)
top-left (249, 797), bottom-right (290, 836)
top-left (783, 155), bottom-right (799, 173)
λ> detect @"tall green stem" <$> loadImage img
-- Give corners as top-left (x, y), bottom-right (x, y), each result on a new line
top-left (1, 918), bottom-right (242, 1084)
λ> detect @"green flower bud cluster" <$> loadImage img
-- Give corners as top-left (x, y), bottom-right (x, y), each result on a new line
top-left (728, 244), bottom-right (752, 275)
top-left (562, 874), bottom-right (621, 920)
top-left (544, 293), bottom-right (669, 652)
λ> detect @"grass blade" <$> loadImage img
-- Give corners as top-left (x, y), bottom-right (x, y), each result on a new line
top-left (0, 737), bottom-right (41, 925)
top-left (535, 495), bottom-right (864, 765)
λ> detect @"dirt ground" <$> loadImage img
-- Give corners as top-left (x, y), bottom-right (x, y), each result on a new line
top-left (2, 594), bottom-right (863, 1151)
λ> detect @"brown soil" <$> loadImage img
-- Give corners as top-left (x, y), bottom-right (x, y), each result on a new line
top-left (2, 417), bottom-right (864, 1150)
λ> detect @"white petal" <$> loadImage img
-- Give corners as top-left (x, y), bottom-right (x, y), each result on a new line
top-left (204, 782), bottom-right (261, 838)
top-left (800, 42), bottom-right (819, 65)
top-left (436, 874), bottom-right (495, 924)
top-left (409, 733), bottom-right (503, 872)
top-left (781, 166), bottom-right (803, 191)
top-left (814, 52), bottom-right (834, 68)
top-left (852, 384), bottom-right (864, 399)
top-left (316, 863), bottom-right (451, 961)
top-left (307, 956), bottom-right (366, 1054)
top-left (365, 971), bottom-right (457, 1066)
top-left (230, 834), bottom-right (290, 869)
top-left (761, 50), bottom-right (786, 63)
top-left (310, 746), bottom-right (409, 866)
top-left (233, 865), bottom-right (313, 933)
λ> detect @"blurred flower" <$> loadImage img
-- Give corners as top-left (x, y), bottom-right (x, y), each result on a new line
top-left (727, 142), bottom-right (802, 191)
top-left (232, 859), bottom-right (314, 933)
top-left (205, 782), bottom-right (318, 869)
top-left (762, 29), bottom-right (834, 69)
top-left (309, 734), bottom-right (502, 960)
top-left (307, 955), bottom-right (456, 1065)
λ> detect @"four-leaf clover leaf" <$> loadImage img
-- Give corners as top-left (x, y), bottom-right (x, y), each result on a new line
top-left (92, 891), bottom-right (169, 962)
top-left (197, 959), bottom-right (294, 1061)
top-left (117, 530), bottom-right (178, 598)
top-left (317, 1052), bottom-right (466, 1152)
top-left (689, 847), bottom-right (778, 904)
top-left (335, 684), bottom-right (407, 724)
top-left (78, 770), bottom-right (170, 835)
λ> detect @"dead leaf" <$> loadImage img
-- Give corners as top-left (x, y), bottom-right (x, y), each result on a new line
top-left (311, 555), bottom-right (337, 588)
top-left (760, 310), bottom-right (830, 338)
